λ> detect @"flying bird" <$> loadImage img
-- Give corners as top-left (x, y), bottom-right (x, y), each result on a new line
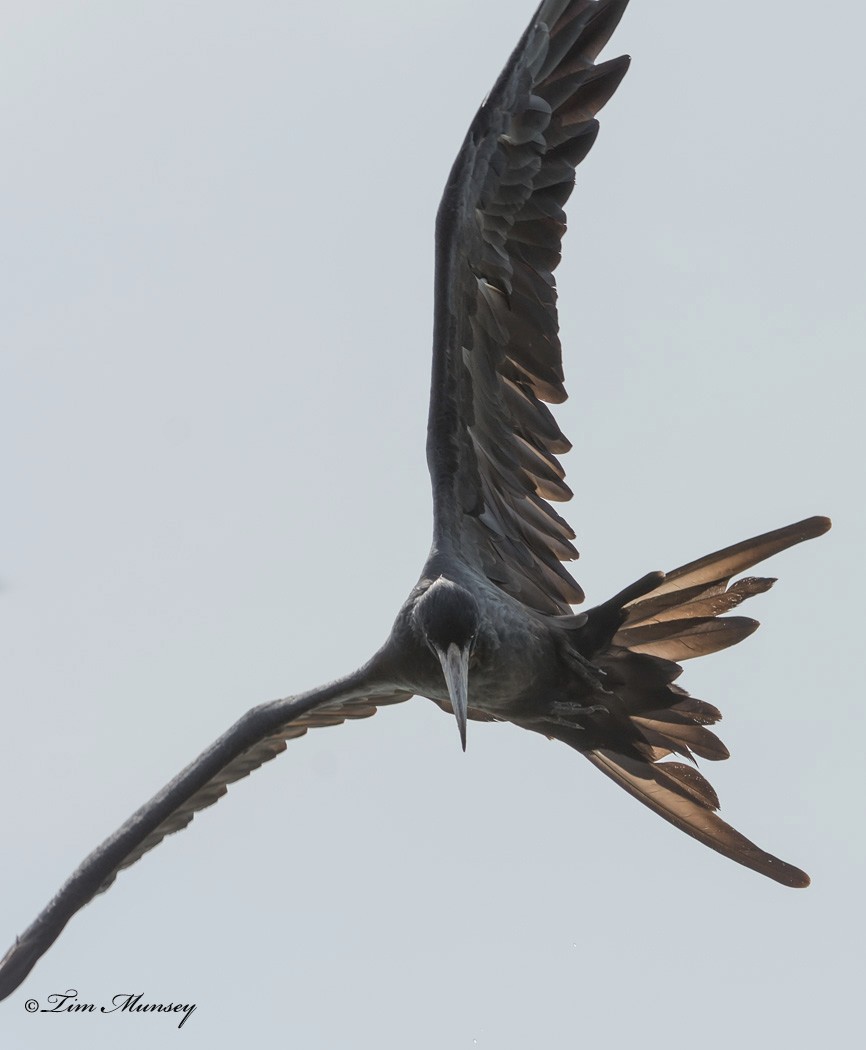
top-left (0, 0), bottom-right (830, 1001)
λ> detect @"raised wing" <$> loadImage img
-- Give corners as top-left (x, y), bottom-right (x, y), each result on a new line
top-left (0, 673), bottom-right (411, 1000)
top-left (428, 0), bottom-right (630, 613)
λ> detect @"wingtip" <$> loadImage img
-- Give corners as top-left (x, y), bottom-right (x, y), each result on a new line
top-left (805, 515), bottom-right (832, 537)
top-left (774, 863), bottom-right (811, 889)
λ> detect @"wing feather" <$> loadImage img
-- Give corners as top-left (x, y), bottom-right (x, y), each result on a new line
top-left (0, 672), bottom-right (411, 1001)
top-left (428, 0), bottom-right (630, 613)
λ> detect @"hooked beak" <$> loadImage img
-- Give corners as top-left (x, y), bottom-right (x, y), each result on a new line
top-left (436, 643), bottom-right (471, 752)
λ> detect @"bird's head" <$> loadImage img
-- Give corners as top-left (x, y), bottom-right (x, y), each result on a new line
top-left (412, 577), bottom-right (480, 751)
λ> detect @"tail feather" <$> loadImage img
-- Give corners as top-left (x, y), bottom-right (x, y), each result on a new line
top-left (585, 750), bottom-right (810, 888)
top-left (613, 517), bottom-right (831, 658)
top-left (669, 696), bottom-right (722, 724)
top-left (616, 614), bottom-right (759, 661)
top-left (621, 575), bottom-right (775, 627)
top-left (631, 714), bottom-right (729, 762)
top-left (544, 515), bottom-right (830, 885)
top-left (624, 515), bottom-right (830, 604)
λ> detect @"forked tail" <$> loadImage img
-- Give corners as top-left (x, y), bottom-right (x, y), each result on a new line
top-left (538, 516), bottom-right (830, 887)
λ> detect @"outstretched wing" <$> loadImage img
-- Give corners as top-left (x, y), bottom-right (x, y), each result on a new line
top-left (0, 673), bottom-right (411, 1000)
top-left (428, 0), bottom-right (630, 613)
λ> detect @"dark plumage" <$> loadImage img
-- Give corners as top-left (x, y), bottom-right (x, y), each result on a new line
top-left (0, 0), bottom-right (830, 1002)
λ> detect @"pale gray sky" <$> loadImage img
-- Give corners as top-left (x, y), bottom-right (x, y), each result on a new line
top-left (2, 1), bottom-right (863, 1046)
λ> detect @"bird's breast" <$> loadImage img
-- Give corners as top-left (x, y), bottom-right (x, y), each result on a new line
top-left (466, 592), bottom-right (571, 717)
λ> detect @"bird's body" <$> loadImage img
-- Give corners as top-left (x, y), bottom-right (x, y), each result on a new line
top-left (0, 0), bottom-right (830, 1002)
top-left (387, 566), bottom-right (579, 720)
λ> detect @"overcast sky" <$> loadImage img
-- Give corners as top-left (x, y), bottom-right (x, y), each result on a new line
top-left (2, 1), bottom-right (864, 1046)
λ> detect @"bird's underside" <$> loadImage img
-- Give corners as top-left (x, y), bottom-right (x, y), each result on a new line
top-left (0, 0), bottom-right (831, 1004)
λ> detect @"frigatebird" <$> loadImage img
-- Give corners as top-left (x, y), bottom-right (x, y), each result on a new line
top-left (0, 0), bottom-right (830, 1000)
